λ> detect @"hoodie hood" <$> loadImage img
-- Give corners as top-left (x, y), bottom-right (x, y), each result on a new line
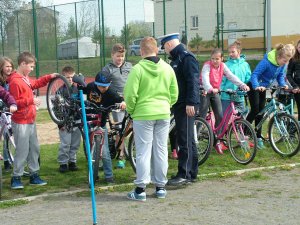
top-left (227, 54), bottom-right (246, 64)
top-left (267, 49), bottom-right (279, 66)
top-left (138, 58), bottom-right (163, 77)
top-left (7, 70), bottom-right (24, 83)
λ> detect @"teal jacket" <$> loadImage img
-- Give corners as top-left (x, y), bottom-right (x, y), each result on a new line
top-left (124, 58), bottom-right (178, 120)
top-left (221, 55), bottom-right (251, 102)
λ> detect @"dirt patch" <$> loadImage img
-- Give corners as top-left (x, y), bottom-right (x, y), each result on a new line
top-left (36, 122), bottom-right (60, 145)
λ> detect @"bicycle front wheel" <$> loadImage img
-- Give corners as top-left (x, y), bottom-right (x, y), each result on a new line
top-left (89, 134), bottom-right (102, 184)
top-left (5, 132), bottom-right (16, 165)
top-left (268, 113), bottom-right (300, 157)
top-left (195, 117), bottom-right (213, 166)
top-left (127, 133), bottom-right (136, 173)
top-left (46, 75), bottom-right (72, 125)
top-left (228, 119), bottom-right (257, 165)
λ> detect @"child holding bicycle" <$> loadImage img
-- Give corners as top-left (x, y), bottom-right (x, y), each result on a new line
top-left (78, 70), bottom-right (126, 184)
top-left (8, 52), bottom-right (57, 189)
top-left (102, 43), bottom-right (132, 169)
top-left (246, 44), bottom-right (292, 149)
top-left (57, 66), bottom-right (81, 173)
top-left (0, 56), bottom-right (18, 171)
top-left (221, 41), bottom-right (251, 115)
top-left (286, 40), bottom-right (300, 122)
top-left (199, 48), bottom-right (249, 154)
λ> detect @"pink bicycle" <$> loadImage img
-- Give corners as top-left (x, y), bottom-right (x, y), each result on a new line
top-left (205, 89), bottom-right (257, 165)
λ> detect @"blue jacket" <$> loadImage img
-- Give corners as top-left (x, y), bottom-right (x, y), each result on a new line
top-left (250, 50), bottom-right (286, 89)
top-left (221, 55), bottom-right (251, 102)
top-left (169, 44), bottom-right (200, 106)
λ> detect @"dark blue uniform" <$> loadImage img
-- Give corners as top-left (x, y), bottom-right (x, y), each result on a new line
top-left (169, 44), bottom-right (200, 180)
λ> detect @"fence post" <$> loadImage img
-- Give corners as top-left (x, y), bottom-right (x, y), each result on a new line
top-left (54, 5), bottom-right (59, 73)
top-left (0, 13), bottom-right (4, 56)
top-left (100, 0), bottom-right (105, 68)
top-left (75, 2), bottom-right (80, 73)
top-left (32, 0), bottom-right (40, 93)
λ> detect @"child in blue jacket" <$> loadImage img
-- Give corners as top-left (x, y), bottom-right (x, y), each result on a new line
top-left (246, 44), bottom-right (293, 149)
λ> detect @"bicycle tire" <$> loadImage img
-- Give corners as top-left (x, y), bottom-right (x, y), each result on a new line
top-left (268, 113), bottom-right (300, 157)
top-left (195, 117), bottom-right (213, 166)
top-left (5, 132), bottom-right (16, 165)
top-left (228, 118), bottom-right (257, 165)
top-left (46, 75), bottom-right (72, 125)
top-left (127, 133), bottom-right (136, 173)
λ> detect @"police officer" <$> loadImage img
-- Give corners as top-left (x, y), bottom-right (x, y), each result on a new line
top-left (161, 33), bottom-right (200, 186)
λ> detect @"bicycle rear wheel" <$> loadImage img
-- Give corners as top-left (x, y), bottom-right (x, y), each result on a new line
top-left (228, 118), bottom-right (257, 165)
top-left (268, 113), bottom-right (300, 157)
top-left (195, 117), bottom-right (213, 166)
top-left (46, 75), bottom-right (72, 125)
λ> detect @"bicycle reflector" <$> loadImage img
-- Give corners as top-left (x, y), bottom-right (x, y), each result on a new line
top-left (278, 103), bottom-right (284, 110)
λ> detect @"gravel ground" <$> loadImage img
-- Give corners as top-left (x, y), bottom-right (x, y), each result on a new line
top-left (1, 166), bottom-right (300, 225)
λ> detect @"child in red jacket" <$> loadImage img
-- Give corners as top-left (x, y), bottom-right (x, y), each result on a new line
top-left (8, 52), bottom-right (56, 189)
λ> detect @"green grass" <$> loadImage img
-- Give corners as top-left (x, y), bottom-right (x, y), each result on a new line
top-left (35, 109), bottom-right (52, 124)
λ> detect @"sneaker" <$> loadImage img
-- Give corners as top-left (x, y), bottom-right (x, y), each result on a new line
top-left (171, 149), bottom-right (178, 159)
top-left (257, 138), bottom-right (265, 150)
top-left (4, 160), bottom-right (12, 172)
top-left (214, 142), bottom-right (223, 154)
top-left (29, 173), bottom-right (47, 186)
top-left (220, 142), bottom-right (228, 151)
top-left (156, 188), bottom-right (167, 199)
top-left (105, 177), bottom-right (115, 184)
top-left (11, 176), bottom-right (24, 189)
top-left (59, 164), bottom-right (68, 173)
top-left (127, 190), bottom-right (146, 202)
top-left (116, 160), bottom-right (125, 169)
top-left (68, 162), bottom-right (78, 171)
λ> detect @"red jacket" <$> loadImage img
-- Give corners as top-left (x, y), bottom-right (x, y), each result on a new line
top-left (7, 71), bottom-right (52, 124)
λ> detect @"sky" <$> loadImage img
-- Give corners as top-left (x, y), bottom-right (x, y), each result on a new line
top-left (25, 0), bottom-right (146, 35)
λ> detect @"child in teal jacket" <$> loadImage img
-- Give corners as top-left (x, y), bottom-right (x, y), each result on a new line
top-left (221, 41), bottom-right (251, 115)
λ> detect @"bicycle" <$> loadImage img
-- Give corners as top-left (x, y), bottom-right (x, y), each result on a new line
top-left (204, 89), bottom-right (258, 165)
top-left (46, 75), bottom-right (133, 182)
top-left (127, 110), bottom-right (214, 172)
top-left (255, 87), bottom-right (300, 157)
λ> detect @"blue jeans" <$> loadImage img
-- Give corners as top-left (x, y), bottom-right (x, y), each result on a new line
top-left (102, 128), bottom-right (113, 178)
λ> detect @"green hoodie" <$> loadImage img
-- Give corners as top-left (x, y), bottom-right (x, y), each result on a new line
top-left (124, 58), bottom-right (178, 120)
top-left (267, 49), bottom-right (279, 66)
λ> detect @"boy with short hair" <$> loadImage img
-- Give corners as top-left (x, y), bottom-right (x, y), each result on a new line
top-left (57, 66), bottom-right (81, 173)
top-left (102, 43), bottom-right (132, 168)
top-left (78, 70), bottom-right (126, 183)
top-left (8, 51), bottom-right (56, 189)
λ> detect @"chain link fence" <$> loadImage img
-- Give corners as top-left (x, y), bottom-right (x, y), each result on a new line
top-left (0, 0), bottom-right (266, 77)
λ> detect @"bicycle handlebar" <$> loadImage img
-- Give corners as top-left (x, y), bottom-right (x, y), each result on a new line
top-left (83, 100), bottom-right (121, 113)
top-left (220, 89), bottom-right (247, 96)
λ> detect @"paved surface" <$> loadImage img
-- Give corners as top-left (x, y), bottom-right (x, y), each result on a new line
top-left (1, 166), bottom-right (300, 225)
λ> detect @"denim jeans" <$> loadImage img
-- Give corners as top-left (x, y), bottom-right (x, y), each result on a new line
top-left (102, 127), bottom-right (113, 178)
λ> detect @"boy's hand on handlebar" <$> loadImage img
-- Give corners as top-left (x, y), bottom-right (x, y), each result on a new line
top-left (119, 101), bottom-right (126, 110)
top-left (50, 73), bottom-right (59, 79)
top-left (211, 88), bottom-right (219, 94)
top-left (292, 88), bottom-right (300, 93)
top-left (9, 105), bottom-right (18, 113)
top-left (255, 86), bottom-right (266, 92)
top-left (280, 85), bottom-right (288, 90)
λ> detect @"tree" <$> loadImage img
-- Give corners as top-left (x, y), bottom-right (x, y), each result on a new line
top-left (65, 17), bottom-right (77, 39)
top-left (188, 33), bottom-right (203, 55)
top-left (120, 21), bottom-right (152, 46)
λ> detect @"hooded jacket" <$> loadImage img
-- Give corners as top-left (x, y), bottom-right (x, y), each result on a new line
top-left (7, 71), bottom-right (52, 124)
top-left (286, 58), bottom-right (300, 88)
top-left (250, 49), bottom-right (286, 89)
top-left (124, 57), bottom-right (178, 120)
top-left (221, 55), bottom-right (251, 102)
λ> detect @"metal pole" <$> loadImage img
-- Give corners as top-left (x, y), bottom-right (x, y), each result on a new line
top-left (53, 6), bottom-right (59, 72)
top-left (0, 13), bottom-right (4, 56)
top-left (123, 0), bottom-right (127, 59)
top-left (79, 90), bottom-right (98, 225)
top-left (17, 11), bottom-right (21, 54)
top-left (266, 0), bottom-right (271, 52)
top-left (263, 0), bottom-right (266, 52)
top-left (216, 0), bottom-right (220, 48)
top-left (32, 0), bottom-right (40, 95)
top-left (97, 0), bottom-right (101, 69)
top-left (74, 3), bottom-right (80, 73)
top-left (184, 0), bottom-right (187, 40)
top-left (101, 0), bottom-right (105, 67)
top-left (163, 0), bottom-right (166, 35)
top-left (221, 0), bottom-right (224, 51)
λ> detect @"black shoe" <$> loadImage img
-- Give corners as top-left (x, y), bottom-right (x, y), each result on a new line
top-left (4, 160), bottom-right (12, 172)
top-left (105, 177), bottom-right (115, 184)
top-left (68, 162), bottom-right (78, 171)
top-left (59, 164), bottom-right (68, 173)
top-left (167, 176), bottom-right (188, 186)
